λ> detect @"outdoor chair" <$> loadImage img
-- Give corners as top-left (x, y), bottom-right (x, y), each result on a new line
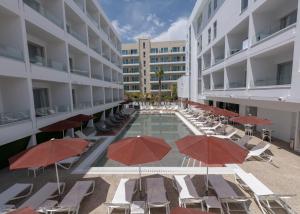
top-left (44, 180), bottom-right (95, 214)
top-left (105, 178), bottom-right (137, 214)
top-left (246, 141), bottom-right (272, 162)
top-left (19, 182), bottom-right (66, 211)
top-left (208, 175), bottom-right (251, 213)
top-left (146, 177), bottom-right (170, 214)
top-left (0, 183), bottom-right (34, 213)
top-left (234, 169), bottom-right (297, 214)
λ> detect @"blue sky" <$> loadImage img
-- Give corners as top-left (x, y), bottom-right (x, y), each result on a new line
top-left (98, 0), bottom-right (197, 43)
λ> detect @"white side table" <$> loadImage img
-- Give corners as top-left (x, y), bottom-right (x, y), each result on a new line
top-left (131, 201), bottom-right (146, 214)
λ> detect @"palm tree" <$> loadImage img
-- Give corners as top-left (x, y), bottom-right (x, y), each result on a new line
top-left (155, 69), bottom-right (164, 105)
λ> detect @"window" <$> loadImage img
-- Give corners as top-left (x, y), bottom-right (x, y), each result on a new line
top-left (33, 88), bottom-right (49, 109)
top-left (143, 52), bottom-right (146, 57)
top-left (122, 50), bottom-right (127, 55)
top-left (143, 61), bottom-right (146, 67)
top-left (151, 48), bottom-right (158, 53)
top-left (213, 21), bottom-right (217, 39)
top-left (197, 14), bottom-right (203, 34)
top-left (199, 35), bottom-right (202, 52)
top-left (143, 42), bottom-right (145, 48)
top-left (144, 70), bottom-right (146, 75)
top-left (182, 46), bottom-right (185, 52)
top-left (208, 1), bottom-right (212, 18)
top-left (214, 0), bottom-right (218, 10)
top-left (208, 28), bottom-right (211, 44)
top-left (241, 0), bottom-right (248, 12)
top-left (28, 42), bottom-right (45, 64)
top-left (277, 61), bottom-right (292, 85)
top-left (144, 79), bottom-right (146, 84)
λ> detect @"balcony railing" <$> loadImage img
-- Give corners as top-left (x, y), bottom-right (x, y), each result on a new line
top-left (67, 27), bottom-right (87, 44)
top-left (91, 45), bottom-right (101, 55)
top-left (228, 82), bottom-right (246, 89)
top-left (87, 13), bottom-right (100, 29)
top-left (213, 84), bottom-right (224, 89)
top-left (74, 101), bottom-right (92, 110)
top-left (93, 99), bottom-right (104, 106)
top-left (0, 110), bottom-right (30, 126)
top-left (254, 20), bottom-right (297, 44)
top-left (0, 44), bottom-right (24, 61)
top-left (91, 71), bottom-right (103, 80)
top-left (73, 0), bottom-right (84, 12)
top-left (35, 105), bottom-right (70, 117)
top-left (104, 75), bottom-right (111, 82)
top-left (251, 79), bottom-right (291, 87)
top-left (71, 68), bottom-right (89, 77)
top-left (24, 0), bottom-right (64, 28)
top-left (105, 98), bottom-right (112, 103)
top-left (30, 56), bottom-right (67, 72)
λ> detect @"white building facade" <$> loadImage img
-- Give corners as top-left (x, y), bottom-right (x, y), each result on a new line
top-left (183, 0), bottom-right (300, 151)
top-left (0, 0), bottom-right (123, 150)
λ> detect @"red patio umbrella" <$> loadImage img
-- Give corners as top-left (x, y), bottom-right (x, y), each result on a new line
top-left (107, 135), bottom-right (171, 190)
top-left (211, 108), bottom-right (239, 118)
top-left (40, 120), bottom-right (81, 137)
top-left (176, 135), bottom-right (248, 192)
top-left (230, 115), bottom-right (272, 126)
top-left (9, 138), bottom-right (89, 194)
top-left (171, 207), bottom-right (213, 214)
top-left (9, 207), bottom-right (38, 214)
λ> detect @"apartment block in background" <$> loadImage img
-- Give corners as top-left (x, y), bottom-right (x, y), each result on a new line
top-left (181, 0), bottom-right (300, 151)
top-left (122, 38), bottom-right (186, 95)
top-left (0, 0), bottom-right (123, 149)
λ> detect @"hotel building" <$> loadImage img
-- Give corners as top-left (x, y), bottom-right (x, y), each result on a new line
top-left (180, 0), bottom-right (300, 151)
top-left (0, 0), bottom-right (123, 163)
top-left (122, 39), bottom-right (186, 95)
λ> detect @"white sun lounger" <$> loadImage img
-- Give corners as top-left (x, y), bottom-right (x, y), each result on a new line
top-left (246, 141), bottom-right (272, 162)
top-left (44, 180), bottom-right (95, 214)
top-left (231, 136), bottom-right (252, 148)
top-left (200, 122), bottom-right (222, 131)
top-left (172, 175), bottom-right (204, 208)
top-left (146, 177), bottom-right (170, 214)
top-left (208, 175), bottom-right (251, 213)
top-left (57, 156), bottom-right (81, 170)
top-left (106, 178), bottom-right (137, 214)
top-left (19, 182), bottom-right (65, 210)
top-left (234, 169), bottom-right (296, 214)
top-left (74, 130), bottom-right (102, 142)
top-left (0, 183), bottom-right (33, 212)
top-left (205, 128), bottom-right (238, 139)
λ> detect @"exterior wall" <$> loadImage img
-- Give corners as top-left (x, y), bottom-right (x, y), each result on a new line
top-left (0, 0), bottom-right (123, 147)
top-left (186, 0), bottom-right (300, 151)
top-left (122, 39), bottom-right (186, 95)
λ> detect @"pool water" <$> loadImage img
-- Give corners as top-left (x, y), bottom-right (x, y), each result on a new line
top-left (95, 114), bottom-right (193, 167)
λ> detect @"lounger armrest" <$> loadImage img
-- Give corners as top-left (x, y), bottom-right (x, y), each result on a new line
top-left (104, 202), bottom-right (130, 209)
top-left (147, 201), bottom-right (170, 208)
top-left (259, 194), bottom-right (296, 200)
top-left (85, 180), bottom-right (96, 196)
top-left (49, 183), bottom-right (66, 198)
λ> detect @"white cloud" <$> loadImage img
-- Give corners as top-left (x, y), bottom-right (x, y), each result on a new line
top-left (146, 13), bottom-right (165, 27)
top-left (112, 20), bottom-right (132, 35)
top-left (152, 17), bottom-right (188, 42)
top-left (133, 32), bottom-right (152, 41)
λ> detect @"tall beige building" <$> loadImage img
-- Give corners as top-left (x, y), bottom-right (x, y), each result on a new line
top-left (122, 38), bottom-right (186, 95)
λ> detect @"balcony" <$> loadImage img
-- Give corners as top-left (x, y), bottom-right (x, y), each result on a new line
top-left (69, 45), bottom-right (89, 77)
top-left (212, 69), bottom-right (224, 90)
top-left (227, 18), bottom-right (249, 58)
top-left (202, 50), bottom-right (211, 70)
top-left (226, 61), bottom-right (247, 90)
top-left (65, 5), bottom-right (87, 45)
top-left (0, 76), bottom-right (31, 126)
top-left (253, 0), bottom-right (297, 45)
top-left (0, 44), bottom-right (23, 61)
top-left (73, 0), bottom-right (85, 12)
top-left (203, 74), bottom-right (211, 91)
top-left (212, 38), bottom-right (225, 66)
top-left (72, 84), bottom-right (92, 111)
top-left (88, 27), bottom-right (101, 55)
top-left (24, 0), bottom-right (64, 29)
top-left (93, 99), bottom-right (104, 106)
top-left (91, 58), bottom-right (103, 80)
top-left (250, 43), bottom-right (293, 89)
top-left (33, 80), bottom-right (71, 118)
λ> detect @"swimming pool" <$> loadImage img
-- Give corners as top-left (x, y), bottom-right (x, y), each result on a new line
top-left (94, 114), bottom-right (193, 167)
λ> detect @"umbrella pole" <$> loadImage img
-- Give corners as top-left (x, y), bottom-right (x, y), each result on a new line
top-left (139, 165), bottom-right (142, 192)
top-left (206, 166), bottom-right (209, 195)
top-left (55, 163), bottom-right (61, 195)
